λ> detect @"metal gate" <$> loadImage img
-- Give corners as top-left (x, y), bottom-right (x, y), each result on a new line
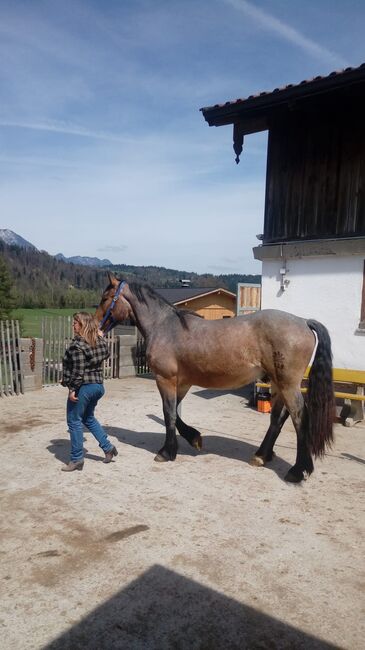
top-left (41, 316), bottom-right (118, 385)
top-left (136, 334), bottom-right (150, 374)
top-left (0, 320), bottom-right (24, 396)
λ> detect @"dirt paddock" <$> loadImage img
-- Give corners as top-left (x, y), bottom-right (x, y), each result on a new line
top-left (0, 377), bottom-right (364, 649)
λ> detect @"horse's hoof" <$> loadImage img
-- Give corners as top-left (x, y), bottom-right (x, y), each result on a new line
top-left (266, 450), bottom-right (276, 462)
top-left (192, 436), bottom-right (202, 450)
top-left (249, 455), bottom-right (265, 467)
top-left (154, 453), bottom-right (169, 463)
top-left (284, 468), bottom-right (304, 483)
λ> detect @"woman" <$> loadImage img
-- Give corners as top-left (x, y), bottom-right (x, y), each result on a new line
top-left (61, 311), bottom-right (118, 471)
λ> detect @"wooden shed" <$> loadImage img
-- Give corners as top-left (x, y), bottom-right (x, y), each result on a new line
top-left (155, 287), bottom-right (236, 320)
top-left (201, 64), bottom-right (365, 369)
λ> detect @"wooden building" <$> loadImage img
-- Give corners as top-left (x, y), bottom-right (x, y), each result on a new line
top-left (155, 287), bottom-right (236, 320)
top-left (201, 64), bottom-right (365, 369)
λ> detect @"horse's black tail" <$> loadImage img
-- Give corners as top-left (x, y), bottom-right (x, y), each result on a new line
top-left (306, 319), bottom-right (335, 458)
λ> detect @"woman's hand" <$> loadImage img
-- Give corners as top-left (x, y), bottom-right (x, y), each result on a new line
top-left (69, 390), bottom-right (78, 402)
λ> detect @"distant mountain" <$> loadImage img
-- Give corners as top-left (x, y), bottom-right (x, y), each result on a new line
top-left (0, 229), bottom-right (37, 250)
top-left (0, 230), bottom-right (261, 308)
top-left (0, 230), bottom-right (112, 267)
top-left (55, 253), bottom-right (112, 267)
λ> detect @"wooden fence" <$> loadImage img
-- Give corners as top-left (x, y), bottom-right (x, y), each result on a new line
top-left (0, 320), bottom-right (24, 396)
top-left (41, 316), bottom-right (118, 385)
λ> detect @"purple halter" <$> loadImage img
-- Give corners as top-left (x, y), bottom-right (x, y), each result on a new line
top-left (99, 281), bottom-right (126, 333)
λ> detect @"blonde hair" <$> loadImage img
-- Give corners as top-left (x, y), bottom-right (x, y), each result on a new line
top-left (73, 312), bottom-right (99, 347)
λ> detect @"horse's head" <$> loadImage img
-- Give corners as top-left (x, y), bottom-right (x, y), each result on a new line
top-left (96, 272), bottom-right (133, 333)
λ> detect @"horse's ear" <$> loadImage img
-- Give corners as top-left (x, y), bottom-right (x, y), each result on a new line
top-left (107, 271), bottom-right (118, 286)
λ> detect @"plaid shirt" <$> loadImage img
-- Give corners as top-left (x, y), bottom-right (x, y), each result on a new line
top-left (62, 335), bottom-right (110, 392)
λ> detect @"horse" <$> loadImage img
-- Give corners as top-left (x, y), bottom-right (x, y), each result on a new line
top-left (96, 273), bottom-right (334, 483)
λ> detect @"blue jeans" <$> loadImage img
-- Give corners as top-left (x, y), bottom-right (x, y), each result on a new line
top-left (66, 383), bottom-right (113, 462)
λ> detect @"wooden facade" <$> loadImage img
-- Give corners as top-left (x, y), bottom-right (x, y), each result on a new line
top-left (265, 112), bottom-right (365, 243)
top-left (177, 290), bottom-right (236, 320)
top-left (156, 287), bottom-right (236, 320)
top-left (201, 64), bottom-right (365, 246)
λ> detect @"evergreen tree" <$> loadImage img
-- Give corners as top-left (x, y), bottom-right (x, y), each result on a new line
top-left (0, 256), bottom-right (14, 319)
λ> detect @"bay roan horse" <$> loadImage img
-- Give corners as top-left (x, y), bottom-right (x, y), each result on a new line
top-left (96, 273), bottom-right (334, 483)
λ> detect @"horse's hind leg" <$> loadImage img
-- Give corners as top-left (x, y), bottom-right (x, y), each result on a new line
top-left (154, 375), bottom-right (178, 462)
top-left (250, 393), bottom-right (289, 467)
top-left (176, 385), bottom-right (202, 450)
top-left (280, 387), bottom-right (314, 483)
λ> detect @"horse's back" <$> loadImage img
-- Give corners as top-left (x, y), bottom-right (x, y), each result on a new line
top-left (238, 308), bottom-right (307, 327)
top-left (178, 308), bottom-right (311, 345)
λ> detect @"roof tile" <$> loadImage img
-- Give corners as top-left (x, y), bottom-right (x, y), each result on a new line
top-left (201, 63), bottom-right (365, 114)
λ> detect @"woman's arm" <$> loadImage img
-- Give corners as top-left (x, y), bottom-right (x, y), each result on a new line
top-left (67, 343), bottom-right (86, 398)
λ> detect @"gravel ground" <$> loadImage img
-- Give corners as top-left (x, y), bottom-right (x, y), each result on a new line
top-left (0, 376), bottom-right (364, 650)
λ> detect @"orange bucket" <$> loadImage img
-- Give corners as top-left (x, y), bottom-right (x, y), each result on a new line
top-left (257, 396), bottom-right (271, 413)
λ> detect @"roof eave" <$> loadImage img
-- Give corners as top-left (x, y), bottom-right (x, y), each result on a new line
top-left (200, 66), bottom-right (365, 129)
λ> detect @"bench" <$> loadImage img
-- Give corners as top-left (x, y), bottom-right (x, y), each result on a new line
top-left (256, 368), bottom-right (365, 427)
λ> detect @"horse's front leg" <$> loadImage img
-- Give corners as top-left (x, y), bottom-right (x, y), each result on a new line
top-left (155, 375), bottom-right (178, 462)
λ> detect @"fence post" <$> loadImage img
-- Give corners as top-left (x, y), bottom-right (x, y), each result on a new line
top-left (117, 333), bottom-right (138, 377)
top-left (20, 338), bottom-right (43, 391)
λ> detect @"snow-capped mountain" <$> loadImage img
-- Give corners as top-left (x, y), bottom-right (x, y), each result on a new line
top-left (55, 253), bottom-right (112, 267)
top-left (0, 229), bottom-right (37, 250)
top-left (0, 230), bottom-right (112, 267)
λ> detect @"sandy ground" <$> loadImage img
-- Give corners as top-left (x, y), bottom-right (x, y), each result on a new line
top-left (0, 376), bottom-right (364, 650)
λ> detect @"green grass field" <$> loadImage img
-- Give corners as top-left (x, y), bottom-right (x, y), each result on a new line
top-left (13, 308), bottom-right (94, 338)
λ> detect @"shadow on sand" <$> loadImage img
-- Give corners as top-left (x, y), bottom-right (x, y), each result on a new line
top-left (102, 419), bottom-right (292, 479)
top-left (46, 409), bottom-right (291, 479)
top-left (192, 385), bottom-right (253, 401)
top-left (47, 439), bottom-right (106, 465)
top-left (43, 564), bottom-right (336, 650)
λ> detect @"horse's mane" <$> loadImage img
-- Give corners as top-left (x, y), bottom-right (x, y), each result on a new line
top-left (128, 282), bottom-right (202, 329)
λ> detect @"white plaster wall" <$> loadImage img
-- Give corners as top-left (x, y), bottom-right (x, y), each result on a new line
top-left (261, 256), bottom-right (365, 369)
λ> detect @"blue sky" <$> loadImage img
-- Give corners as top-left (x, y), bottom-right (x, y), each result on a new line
top-left (0, 0), bottom-right (364, 274)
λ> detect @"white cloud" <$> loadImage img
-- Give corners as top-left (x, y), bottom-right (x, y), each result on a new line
top-left (223, 0), bottom-right (348, 68)
top-left (97, 245), bottom-right (128, 254)
top-left (0, 119), bottom-right (132, 143)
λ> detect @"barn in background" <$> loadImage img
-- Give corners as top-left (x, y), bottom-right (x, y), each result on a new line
top-left (156, 286), bottom-right (236, 319)
top-left (201, 64), bottom-right (365, 369)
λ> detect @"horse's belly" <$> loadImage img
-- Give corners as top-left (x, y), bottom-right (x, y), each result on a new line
top-left (180, 365), bottom-right (260, 390)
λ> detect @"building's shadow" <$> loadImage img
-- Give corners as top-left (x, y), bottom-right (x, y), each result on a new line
top-left (43, 564), bottom-right (336, 650)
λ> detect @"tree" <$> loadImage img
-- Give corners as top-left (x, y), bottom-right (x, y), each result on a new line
top-left (0, 256), bottom-right (15, 319)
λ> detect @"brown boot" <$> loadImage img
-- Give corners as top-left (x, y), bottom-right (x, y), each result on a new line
top-left (103, 446), bottom-right (118, 464)
top-left (61, 461), bottom-right (84, 472)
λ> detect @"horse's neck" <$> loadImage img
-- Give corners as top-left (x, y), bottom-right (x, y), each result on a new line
top-left (127, 287), bottom-right (170, 339)
top-left (131, 309), bottom-right (150, 340)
